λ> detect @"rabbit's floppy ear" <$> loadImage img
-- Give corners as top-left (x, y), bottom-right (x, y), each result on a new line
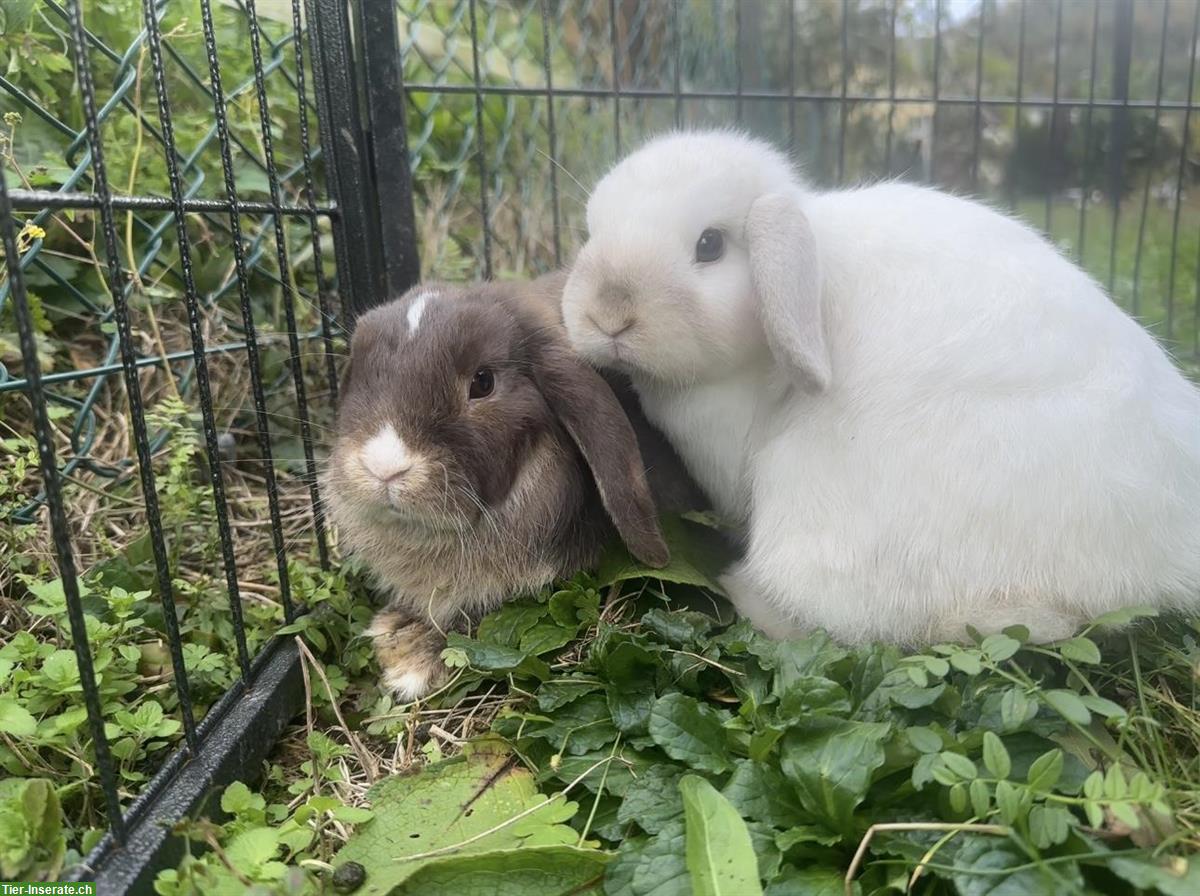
top-left (746, 192), bottom-right (831, 392)
top-left (531, 340), bottom-right (670, 569)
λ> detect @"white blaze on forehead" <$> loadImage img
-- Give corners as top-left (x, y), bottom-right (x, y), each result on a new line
top-left (361, 422), bottom-right (412, 481)
top-left (405, 290), bottom-right (437, 335)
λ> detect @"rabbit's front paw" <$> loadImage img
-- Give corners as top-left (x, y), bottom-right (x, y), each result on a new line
top-left (719, 565), bottom-right (802, 641)
top-left (366, 607), bottom-right (449, 702)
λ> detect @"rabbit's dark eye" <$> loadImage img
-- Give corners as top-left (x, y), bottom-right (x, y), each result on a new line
top-left (469, 367), bottom-right (495, 400)
top-left (695, 228), bottom-right (725, 263)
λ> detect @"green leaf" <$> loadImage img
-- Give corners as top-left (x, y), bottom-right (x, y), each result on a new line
top-left (223, 827), bottom-right (281, 869)
top-left (389, 845), bottom-right (610, 896)
top-left (982, 732), bottom-right (1011, 779)
top-left (679, 776), bottom-right (763, 896)
top-left (994, 780), bottom-right (1022, 825)
top-left (779, 718), bottom-right (891, 834)
top-left (1079, 695), bottom-right (1127, 721)
top-left (596, 516), bottom-right (733, 591)
top-left (1088, 605), bottom-right (1158, 629)
top-left (603, 821), bottom-right (690, 896)
top-left (1025, 749), bottom-right (1064, 792)
top-left (980, 634), bottom-right (1021, 663)
top-left (444, 633), bottom-right (550, 681)
top-left (0, 699), bottom-right (37, 737)
top-left (1058, 637), bottom-right (1101, 664)
top-left (1042, 690), bottom-right (1091, 726)
top-left (617, 766), bottom-right (685, 835)
top-left (0, 778), bottom-right (66, 880)
top-left (476, 601), bottom-right (550, 648)
top-left (907, 726), bottom-right (943, 754)
top-left (764, 866), bottom-right (850, 896)
top-left (999, 687), bottom-right (1037, 731)
top-left (948, 650), bottom-right (983, 675)
top-left (331, 743), bottom-right (588, 895)
top-left (945, 834), bottom-right (1073, 896)
top-left (720, 760), bottom-right (806, 829)
top-left (940, 752), bottom-right (978, 782)
top-left (640, 609), bottom-right (712, 648)
top-left (969, 778), bottom-right (991, 817)
top-left (1108, 854), bottom-right (1200, 896)
top-left (1026, 805), bottom-right (1072, 849)
top-left (648, 694), bottom-right (732, 774)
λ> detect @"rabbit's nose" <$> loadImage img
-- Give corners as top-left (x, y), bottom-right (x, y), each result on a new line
top-left (588, 313), bottom-right (635, 339)
top-left (362, 423), bottom-right (413, 482)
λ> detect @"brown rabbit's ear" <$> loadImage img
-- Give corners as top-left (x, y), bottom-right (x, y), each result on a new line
top-left (530, 340), bottom-right (670, 569)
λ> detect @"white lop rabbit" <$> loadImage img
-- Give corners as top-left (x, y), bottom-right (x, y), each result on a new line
top-left (561, 129), bottom-right (1200, 645)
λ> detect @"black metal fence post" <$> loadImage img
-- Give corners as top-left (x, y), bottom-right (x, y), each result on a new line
top-left (307, 0), bottom-right (393, 323)
top-left (357, 0), bottom-right (421, 301)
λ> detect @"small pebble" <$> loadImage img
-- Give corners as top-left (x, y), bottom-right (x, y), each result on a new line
top-left (331, 861), bottom-right (366, 893)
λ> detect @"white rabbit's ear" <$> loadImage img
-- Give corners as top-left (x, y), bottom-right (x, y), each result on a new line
top-left (746, 192), bottom-right (830, 392)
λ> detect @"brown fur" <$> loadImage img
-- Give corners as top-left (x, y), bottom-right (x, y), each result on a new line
top-left (325, 274), bottom-right (676, 700)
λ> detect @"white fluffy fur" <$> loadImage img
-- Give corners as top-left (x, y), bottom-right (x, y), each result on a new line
top-left (562, 129), bottom-right (1200, 645)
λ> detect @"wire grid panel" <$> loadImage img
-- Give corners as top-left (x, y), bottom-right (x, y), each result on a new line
top-left (400, 0), bottom-right (1200, 359)
top-left (0, 0), bottom-right (339, 852)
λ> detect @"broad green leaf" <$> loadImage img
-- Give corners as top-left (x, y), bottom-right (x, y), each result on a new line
top-left (648, 694), bottom-right (731, 774)
top-left (720, 760), bottom-right (806, 829)
top-left (779, 718), bottom-right (891, 834)
top-left (907, 726), bottom-right (943, 754)
top-left (982, 732), bottom-right (1011, 779)
top-left (223, 827), bottom-right (281, 869)
top-left (948, 650), bottom-right (983, 675)
top-left (1026, 805), bottom-right (1072, 849)
top-left (1026, 749), bottom-right (1064, 792)
top-left (476, 601), bottom-right (551, 648)
top-left (940, 752), bottom-right (978, 782)
top-left (537, 678), bottom-right (603, 712)
top-left (640, 609), bottom-right (712, 648)
top-left (596, 516), bottom-right (732, 591)
top-left (0, 699), bottom-right (37, 737)
top-left (1043, 690), bottom-right (1091, 726)
top-left (679, 776), bottom-right (762, 896)
top-left (944, 835), bottom-right (1076, 896)
top-left (999, 687), bottom-right (1037, 731)
top-left (0, 778), bottom-right (66, 880)
top-left (764, 866), bottom-right (851, 896)
top-left (390, 845), bottom-right (610, 896)
top-left (1058, 637), bottom-right (1101, 664)
top-left (444, 634), bottom-right (550, 681)
top-left (980, 634), bottom-right (1021, 663)
top-left (1108, 853), bottom-right (1200, 896)
top-left (332, 742), bottom-right (588, 895)
top-left (603, 821), bottom-right (690, 896)
top-left (527, 694), bottom-right (619, 755)
top-left (617, 766), bottom-right (685, 835)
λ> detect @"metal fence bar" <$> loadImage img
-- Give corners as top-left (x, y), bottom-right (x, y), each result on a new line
top-left (290, 0), bottom-right (340, 399)
top-left (1131, 0), bottom-right (1172, 318)
top-left (65, 0), bottom-right (200, 752)
top-left (930, 0), bottom-right (941, 183)
top-left (0, 170), bottom-right (126, 844)
top-left (198, 0), bottom-right (296, 621)
top-left (468, 0), bottom-right (493, 279)
top-left (139, 0), bottom-right (251, 680)
top-left (970, 0), bottom-right (986, 191)
top-left (1167, 0), bottom-right (1200, 344)
top-left (540, 0), bottom-right (562, 268)
top-left (1009, 0), bottom-right (1027, 210)
top-left (397, 80), bottom-right (1200, 111)
top-left (1108, 0), bottom-right (1134, 294)
top-left (838, 0), bottom-right (849, 184)
top-left (358, 0), bottom-right (421, 300)
top-left (1044, 0), bottom-right (1064, 234)
top-left (307, 0), bottom-right (385, 323)
top-left (884, 0), bottom-right (898, 174)
top-left (608, 0), bottom-right (622, 156)
top-left (1076, 0), bottom-right (1102, 265)
top-left (672, 0), bottom-right (683, 128)
top-left (244, 0), bottom-right (329, 570)
top-left (2, 190), bottom-right (334, 216)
